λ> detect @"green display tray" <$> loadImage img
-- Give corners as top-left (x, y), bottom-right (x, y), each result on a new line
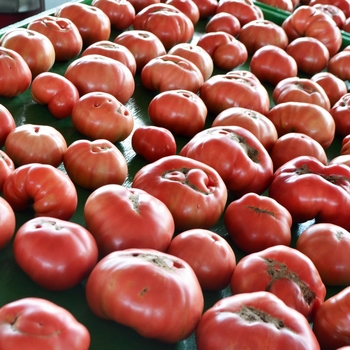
top-left (0, 1), bottom-right (347, 349)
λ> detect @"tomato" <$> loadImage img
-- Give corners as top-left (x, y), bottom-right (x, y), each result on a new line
top-left (3, 163), bottom-right (77, 221)
top-left (84, 184), bottom-right (174, 256)
top-left (205, 12), bottom-right (241, 37)
top-left (165, 0), bottom-right (200, 25)
top-left (55, 2), bottom-right (111, 47)
top-left (81, 40), bottom-right (137, 76)
top-left (133, 3), bottom-right (194, 50)
top-left (114, 29), bottom-right (166, 71)
top-left (86, 248), bottom-right (203, 342)
top-left (309, 0), bottom-right (350, 17)
top-left (257, 0), bottom-right (295, 11)
top-left (180, 126), bottom-right (274, 196)
top-left (341, 134), bottom-right (350, 155)
top-left (27, 15), bottom-right (83, 61)
top-left (91, 0), bottom-right (135, 30)
top-left (0, 196), bottom-right (15, 250)
top-left (132, 155), bottom-right (228, 230)
top-left (211, 107), bottom-right (278, 152)
top-left (0, 104), bottom-right (15, 146)
top-left (167, 228), bottom-right (236, 290)
top-left (269, 156), bottom-right (350, 230)
top-left (4, 124), bottom-right (67, 168)
top-left (267, 101), bottom-right (335, 149)
top-left (327, 49), bottom-right (350, 82)
top-left (285, 36), bottom-right (329, 75)
top-left (128, 0), bottom-right (160, 13)
top-left (330, 93), bottom-right (350, 137)
top-left (0, 150), bottom-right (14, 193)
top-left (140, 54), bottom-right (204, 93)
top-left (296, 223), bottom-right (350, 286)
top-left (64, 54), bottom-right (135, 104)
top-left (313, 286), bottom-right (350, 350)
top-left (0, 47), bottom-right (32, 97)
top-left (131, 125), bottom-right (177, 162)
top-left (13, 217), bottom-right (98, 291)
top-left (250, 45), bottom-right (298, 86)
top-left (71, 91), bottom-right (134, 142)
top-left (0, 297), bottom-right (90, 350)
top-left (148, 89), bottom-right (207, 137)
top-left (312, 3), bottom-right (347, 28)
top-left (63, 139), bottom-right (128, 191)
top-left (191, 0), bottom-right (217, 18)
top-left (31, 72), bottom-right (80, 119)
top-left (196, 31), bottom-right (233, 57)
top-left (270, 132), bottom-right (328, 171)
top-left (0, 28), bottom-right (55, 78)
top-left (195, 291), bottom-right (321, 350)
top-left (224, 193), bottom-right (292, 253)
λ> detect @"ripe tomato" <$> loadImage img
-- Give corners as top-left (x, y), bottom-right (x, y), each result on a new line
top-left (257, 0), bottom-right (294, 11)
top-left (191, 0), bottom-right (217, 18)
top-left (309, 0), bottom-right (350, 17)
top-left (31, 72), bottom-right (80, 119)
top-left (167, 228), bottom-right (236, 290)
top-left (0, 150), bottom-right (14, 193)
top-left (0, 297), bottom-right (90, 350)
top-left (205, 12), bottom-right (241, 37)
top-left (330, 93), bottom-right (350, 137)
top-left (132, 155), bottom-right (228, 230)
top-left (63, 139), bottom-right (128, 191)
top-left (13, 217), bottom-right (98, 291)
top-left (0, 28), bottom-right (55, 78)
top-left (165, 0), bottom-right (200, 25)
top-left (0, 104), bottom-right (15, 146)
top-left (3, 163), bottom-right (77, 221)
top-left (71, 91), bottom-right (134, 142)
top-left (86, 248), bottom-right (203, 342)
top-left (131, 125), bottom-right (177, 162)
top-left (148, 89), bottom-right (207, 137)
top-left (327, 48), bottom-right (350, 81)
top-left (224, 193), bottom-right (292, 253)
top-left (64, 54), bottom-right (135, 104)
top-left (0, 196), bottom-right (15, 250)
top-left (128, 0), bottom-right (160, 13)
top-left (296, 223), bottom-right (350, 286)
top-left (312, 3), bottom-right (346, 28)
top-left (27, 15), bottom-right (83, 61)
top-left (84, 185), bottom-right (175, 256)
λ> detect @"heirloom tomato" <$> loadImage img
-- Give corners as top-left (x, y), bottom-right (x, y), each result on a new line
top-left (0, 104), bottom-right (15, 146)
top-left (341, 134), bottom-right (350, 155)
top-left (63, 139), bottom-right (128, 191)
top-left (132, 155), bottom-right (228, 230)
top-left (330, 93), bottom-right (350, 137)
top-left (165, 0), bottom-right (200, 24)
top-left (3, 163), bottom-right (77, 220)
top-left (0, 196), bottom-right (15, 250)
top-left (128, 0), bottom-right (160, 13)
top-left (195, 291), bottom-right (321, 350)
top-left (205, 12), bottom-right (241, 37)
top-left (309, 0), bottom-right (350, 18)
top-left (0, 150), bottom-right (14, 193)
top-left (13, 217), bottom-right (98, 291)
top-left (230, 245), bottom-right (326, 320)
top-left (312, 3), bottom-right (346, 28)
top-left (257, 0), bottom-right (294, 11)
top-left (0, 298), bottom-right (90, 350)
top-left (196, 31), bottom-right (236, 57)
top-left (191, 0), bottom-right (217, 18)
top-left (85, 249), bottom-right (203, 342)
top-left (84, 185), bottom-right (175, 256)
top-left (31, 72), bottom-right (80, 119)
top-left (327, 49), bottom-right (350, 81)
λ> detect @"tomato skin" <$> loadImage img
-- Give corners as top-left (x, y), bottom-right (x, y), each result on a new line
top-left (195, 291), bottom-right (321, 350)
top-left (13, 217), bottom-right (98, 291)
top-left (0, 196), bottom-right (15, 250)
top-left (165, 0), bottom-right (200, 25)
top-left (191, 0), bottom-right (217, 18)
top-left (132, 155), bottom-right (228, 231)
top-left (205, 12), bottom-right (241, 37)
top-left (131, 125), bottom-right (177, 163)
top-left (0, 150), bottom-right (14, 193)
top-left (3, 163), bottom-right (77, 221)
top-left (31, 72), bottom-right (80, 119)
top-left (63, 139), bottom-right (128, 191)
top-left (330, 93), bottom-right (350, 137)
top-left (224, 193), bottom-right (292, 253)
top-left (85, 248), bottom-right (204, 342)
top-left (327, 49), bottom-right (350, 81)
top-left (0, 297), bottom-right (90, 350)
top-left (84, 185), bottom-right (175, 256)
top-left (0, 104), bottom-right (16, 146)
top-left (258, 0), bottom-right (294, 11)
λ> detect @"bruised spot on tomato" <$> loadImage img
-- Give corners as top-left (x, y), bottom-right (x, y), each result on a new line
top-left (131, 252), bottom-right (185, 270)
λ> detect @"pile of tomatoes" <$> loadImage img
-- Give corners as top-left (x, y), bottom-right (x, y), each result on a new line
top-left (1, 0), bottom-right (350, 349)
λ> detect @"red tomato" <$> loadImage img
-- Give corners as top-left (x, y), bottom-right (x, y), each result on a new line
top-left (327, 48), bottom-right (350, 81)
top-left (313, 286), bottom-right (350, 349)
top-left (140, 54), bottom-right (204, 93)
top-left (131, 125), bottom-right (177, 162)
top-left (91, 0), bottom-right (135, 30)
top-left (195, 291), bottom-right (321, 350)
top-left (27, 15), bottom-right (83, 61)
top-left (196, 30), bottom-right (235, 57)
top-left (191, 0), bottom-right (217, 18)
top-left (85, 248), bottom-right (203, 342)
top-left (312, 3), bottom-right (346, 28)
top-left (71, 91), bottom-right (134, 142)
top-left (148, 89), bottom-right (207, 137)
top-left (0, 196), bottom-right (15, 250)
top-left (63, 139), bottom-right (128, 191)
top-left (309, 0), bottom-right (350, 17)
top-left (0, 28), bottom-right (55, 78)
top-left (296, 223), bottom-right (350, 286)
top-left (267, 101), bottom-right (335, 149)
top-left (180, 126), bottom-right (274, 196)
top-left (4, 124), bottom-right (67, 168)
top-left (128, 0), bottom-right (160, 13)
top-left (224, 193), bottom-right (292, 253)
top-left (84, 185), bottom-right (175, 256)
top-left (0, 150), bottom-right (14, 193)
top-left (0, 47), bottom-right (32, 97)
top-left (3, 163), bottom-right (77, 220)
top-left (0, 104), bottom-right (15, 146)
top-left (165, 0), bottom-right (200, 25)
top-left (0, 297), bottom-right (90, 350)
top-left (205, 12), bottom-right (241, 37)
top-left (64, 54), bottom-right (135, 104)
top-left (167, 228), bottom-right (236, 290)
top-left (31, 72), bottom-right (80, 119)
top-left (257, 0), bottom-right (294, 11)
top-left (132, 155), bottom-right (228, 230)
top-left (330, 93), bottom-right (350, 137)
top-left (13, 217), bottom-right (98, 291)
top-left (55, 2), bottom-right (111, 47)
